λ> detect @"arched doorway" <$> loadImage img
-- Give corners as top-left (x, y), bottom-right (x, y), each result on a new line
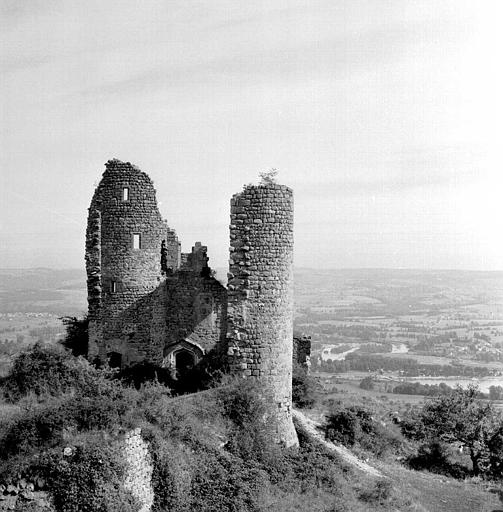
top-left (162, 339), bottom-right (204, 379)
top-left (175, 349), bottom-right (195, 378)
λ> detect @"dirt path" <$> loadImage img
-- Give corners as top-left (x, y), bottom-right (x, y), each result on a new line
top-left (292, 408), bottom-right (383, 478)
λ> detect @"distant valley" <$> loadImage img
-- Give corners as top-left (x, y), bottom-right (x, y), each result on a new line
top-left (1, 267), bottom-right (503, 396)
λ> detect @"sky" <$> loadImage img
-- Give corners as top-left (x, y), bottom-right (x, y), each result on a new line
top-left (1, 0), bottom-right (502, 271)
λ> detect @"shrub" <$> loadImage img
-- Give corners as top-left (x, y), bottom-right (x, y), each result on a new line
top-left (218, 379), bottom-right (272, 462)
top-left (359, 478), bottom-right (393, 505)
top-left (1, 343), bottom-right (97, 402)
top-left (139, 392), bottom-right (212, 449)
top-left (60, 316), bottom-right (89, 357)
top-left (325, 402), bottom-right (403, 459)
top-left (325, 403), bottom-right (373, 446)
top-left (406, 440), bottom-right (469, 478)
top-left (116, 349), bottom-right (224, 395)
top-left (0, 400), bottom-right (71, 461)
top-left (116, 361), bottom-right (172, 389)
top-left (486, 424), bottom-right (503, 479)
top-left (143, 421), bottom-right (268, 512)
top-left (0, 378), bottom-right (137, 466)
top-left (140, 431), bottom-right (192, 512)
top-left (40, 435), bottom-right (138, 512)
top-left (190, 450), bottom-right (268, 512)
top-left (359, 422), bottom-right (403, 459)
top-left (359, 376), bottom-right (374, 390)
top-left (326, 408), bottom-right (361, 446)
top-left (69, 380), bottom-right (138, 432)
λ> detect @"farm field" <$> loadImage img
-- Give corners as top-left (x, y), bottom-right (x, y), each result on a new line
top-left (294, 269), bottom-right (503, 401)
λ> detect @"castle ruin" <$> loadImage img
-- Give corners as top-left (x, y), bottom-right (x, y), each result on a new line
top-left (85, 159), bottom-right (304, 446)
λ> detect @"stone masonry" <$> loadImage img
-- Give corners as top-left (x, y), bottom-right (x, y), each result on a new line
top-left (226, 184), bottom-right (298, 447)
top-left (85, 159), bottom-right (226, 370)
top-left (86, 159), bottom-right (180, 364)
top-left (123, 428), bottom-right (154, 512)
top-left (85, 160), bottom-right (308, 446)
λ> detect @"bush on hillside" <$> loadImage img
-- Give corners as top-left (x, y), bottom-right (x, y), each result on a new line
top-left (218, 379), bottom-right (273, 462)
top-left (0, 380), bottom-right (137, 470)
top-left (116, 361), bottom-right (172, 389)
top-left (60, 315), bottom-right (89, 358)
top-left (325, 402), bottom-right (403, 459)
top-left (140, 432), bottom-right (192, 512)
top-left (487, 423), bottom-right (503, 479)
top-left (40, 435), bottom-right (138, 512)
top-left (359, 376), bottom-right (375, 390)
top-left (325, 404), bottom-right (374, 447)
top-left (0, 341), bottom-right (415, 511)
top-left (190, 450), bottom-right (268, 512)
top-left (1, 343), bottom-right (98, 402)
top-left (116, 348), bottom-right (225, 394)
top-left (406, 440), bottom-right (469, 479)
top-left (358, 478), bottom-right (393, 506)
top-left (0, 400), bottom-right (70, 462)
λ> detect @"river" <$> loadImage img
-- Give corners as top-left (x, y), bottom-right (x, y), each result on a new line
top-left (321, 345), bottom-right (360, 361)
top-left (321, 342), bottom-right (409, 361)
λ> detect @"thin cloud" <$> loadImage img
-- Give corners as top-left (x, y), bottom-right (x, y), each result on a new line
top-left (70, 17), bottom-right (465, 101)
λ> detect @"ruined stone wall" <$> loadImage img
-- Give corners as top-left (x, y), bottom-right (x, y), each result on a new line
top-left (147, 271), bottom-right (227, 370)
top-left (293, 333), bottom-right (312, 371)
top-left (227, 183), bottom-right (298, 447)
top-left (85, 159), bottom-right (180, 365)
top-left (163, 273), bottom-right (227, 353)
top-left (123, 428), bottom-right (154, 512)
top-left (165, 227), bottom-right (181, 270)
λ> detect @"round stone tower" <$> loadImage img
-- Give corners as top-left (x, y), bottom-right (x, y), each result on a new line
top-left (227, 183), bottom-right (298, 447)
top-left (85, 159), bottom-right (180, 365)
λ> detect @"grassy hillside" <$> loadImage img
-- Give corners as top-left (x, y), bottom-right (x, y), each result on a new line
top-left (0, 344), bottom-right (501, 511)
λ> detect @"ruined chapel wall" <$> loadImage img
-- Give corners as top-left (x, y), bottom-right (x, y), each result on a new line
top-left (163, 274), bottom-right (227, 352)
top-left (227, 184), bottom-right (297, 446)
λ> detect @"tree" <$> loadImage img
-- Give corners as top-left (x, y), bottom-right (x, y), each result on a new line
top-left (259, 168), bottom-right (278, 185)
top-left (359, 376), bottom-right (375, 390)
top-left (414, 385), bottom-right (500, 476)
top-left (60, 315), bottom-right (89, 357)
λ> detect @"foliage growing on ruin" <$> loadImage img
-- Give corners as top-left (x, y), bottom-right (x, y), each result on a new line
top-left (258, 168), bottom-right (278, 185)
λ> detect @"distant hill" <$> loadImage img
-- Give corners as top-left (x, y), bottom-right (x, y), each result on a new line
top-left (0, 268), bottom-right (87, 315)
top-left (1, 267), bottom-right (503, 316)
